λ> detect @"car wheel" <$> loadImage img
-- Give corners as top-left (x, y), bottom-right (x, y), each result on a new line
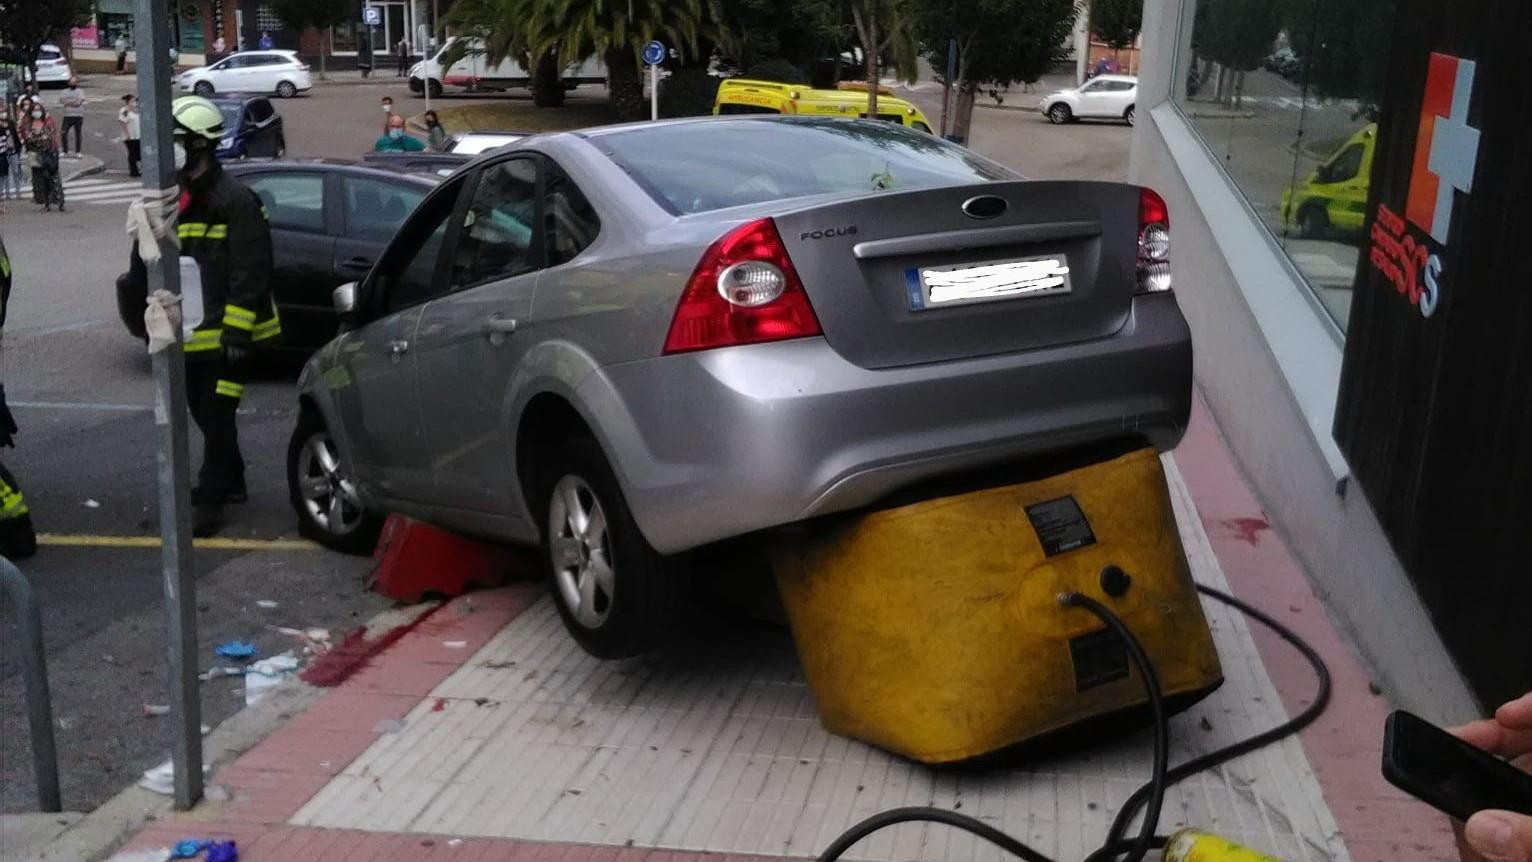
top-left (193, 81), bottom-right (215, 97)
top-left (540, 436), bottom-right (687, 659)
top-left (275, 80), bottom-right (298, 98)
top-left (287, 410), bottom-right (383, 554)
top-left (427, 79), bottom-right (443, 98)
top-left (1125, 105), bottom-right (1135, 126)
top-left (1298, 204), bottom-right (1329, 239)
top-left (1047, 103), bottom-right (1072, 124)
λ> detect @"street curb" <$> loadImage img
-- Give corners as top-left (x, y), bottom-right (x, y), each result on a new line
top-left (32, 600), bottom-right (440, 862)
top-left (62, 156), bottom-right (106, 184)
top-left (976, 102), bottom-right (1040, 114)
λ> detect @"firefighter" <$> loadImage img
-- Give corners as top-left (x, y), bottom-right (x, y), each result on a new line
top-left (0, 232), bottom-right (36, 559)
top-left (162, 95), bottom-right (282, 536)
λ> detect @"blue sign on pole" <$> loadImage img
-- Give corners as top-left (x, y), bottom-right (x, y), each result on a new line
top-left (642, 40), bottom-right (666, 66)
top-left (363, 6), bottom-right (381, 26)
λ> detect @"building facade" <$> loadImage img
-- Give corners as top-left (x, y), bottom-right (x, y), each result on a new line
top-left (1131, 0), bottom-right (1529, 716)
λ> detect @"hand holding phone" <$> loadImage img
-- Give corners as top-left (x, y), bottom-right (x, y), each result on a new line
top-left (1382, 696), bottom-right (1532, 862)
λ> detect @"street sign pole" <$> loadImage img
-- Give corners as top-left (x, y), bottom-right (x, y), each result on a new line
top-left (643, 41), bottom-right (665, 122)
top-left (134, 0), bottom-right (203, 812)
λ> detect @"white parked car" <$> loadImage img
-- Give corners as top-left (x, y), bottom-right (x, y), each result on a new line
top-left (179, 50), bottom-right (313, 99)
top-left (447, 131), bottom-right (525, 154)
top-left (30, 44), bottom-right (73, 87)
top-left (1039, 75), bottom-right (1138, 126)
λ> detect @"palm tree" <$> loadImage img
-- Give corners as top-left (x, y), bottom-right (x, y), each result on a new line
top-left (445, 0), bottom-right (567, 107)
top-left (543, 0), bottom-right (705, 120)
top-left (448, 0), bottom-right (706, 119)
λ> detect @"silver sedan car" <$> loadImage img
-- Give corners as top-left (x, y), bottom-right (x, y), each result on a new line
top-left (288, 117), bottom-right (1191, 657)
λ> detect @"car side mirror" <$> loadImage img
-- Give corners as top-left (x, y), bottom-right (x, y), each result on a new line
top-left (333, 281), bottom-right (358, 318)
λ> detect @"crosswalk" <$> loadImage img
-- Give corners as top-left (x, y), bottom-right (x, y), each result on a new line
top-left (14, 175), bottom-right (146, 207)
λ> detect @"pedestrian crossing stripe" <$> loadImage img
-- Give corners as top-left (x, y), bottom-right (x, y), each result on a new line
top-left (12, 176), bottom-right (146, 206)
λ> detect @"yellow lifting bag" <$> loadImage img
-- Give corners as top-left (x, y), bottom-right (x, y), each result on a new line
top-left (773, 448), bottom-right (1223, 764)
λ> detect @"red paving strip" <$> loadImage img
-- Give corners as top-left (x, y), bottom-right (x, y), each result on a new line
top-left (1175, 392), bottom-right (1457, 862)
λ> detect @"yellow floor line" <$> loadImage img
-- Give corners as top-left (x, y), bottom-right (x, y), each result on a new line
top-left (37, 533), bottom-right (322, 551)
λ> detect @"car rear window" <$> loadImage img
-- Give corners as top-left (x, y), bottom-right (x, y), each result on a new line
top-left (595, 118), bottom-right (1014, 215)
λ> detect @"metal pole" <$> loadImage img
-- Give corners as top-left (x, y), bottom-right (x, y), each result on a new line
top-left (134, 0), bottom-right (203, 812)
top-left (940, 38), bottom-right (956, 138)
top-left (1, 557), bottom-right (61, 813)
top-left (650, 63), bottom-right (658, 121)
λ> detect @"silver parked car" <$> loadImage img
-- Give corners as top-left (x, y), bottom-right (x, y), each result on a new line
top-left (289, 117), bottom-right (1190, 657)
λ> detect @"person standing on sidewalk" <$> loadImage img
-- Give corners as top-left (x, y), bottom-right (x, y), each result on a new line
top-left (0, 112), bottom-right (20, 208)
top-left (114, 33), bottom-right (130, 74)
top-left (211, 35), bottom-right (227, 62)
top-left (395, 38), bottom-right (410, 76)
top-left (58, 77), bottom-right (85, 157)
top-left (21, 104), bottom-right (63, 212)
top-left (118, 94), bottom-right (141, 178)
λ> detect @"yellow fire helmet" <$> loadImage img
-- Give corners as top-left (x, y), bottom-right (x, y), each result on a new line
top-left (171, 95), bottom-right (225, 140)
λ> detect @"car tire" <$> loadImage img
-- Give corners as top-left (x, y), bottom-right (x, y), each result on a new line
top-left (287, 410), bottom-right (383, 555)
top-left (1298, 204), bottom-right (1329, 239)
top-left (275, 80), bottom-right (298, 98)
top-left (1125, 105), bottom-right (1135, 126)
top-left (193, 81), bottom-right (215, 97)
top-left (539, 436), bottom-right (688, 659)
top-left (1047, 103), bottom-right (1072, 124)
top-left (427, 79), bottom-right (443, 98)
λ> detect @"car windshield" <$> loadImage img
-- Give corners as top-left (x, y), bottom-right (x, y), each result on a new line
top-left (595, 118), bottom-right (1014, 215)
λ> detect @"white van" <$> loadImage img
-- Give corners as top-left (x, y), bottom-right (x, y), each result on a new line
top-left (408, 37), bottom-right (605, 97)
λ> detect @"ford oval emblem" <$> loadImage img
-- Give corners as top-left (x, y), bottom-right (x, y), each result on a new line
top-left (962, 194), bottom-right (1008, 219)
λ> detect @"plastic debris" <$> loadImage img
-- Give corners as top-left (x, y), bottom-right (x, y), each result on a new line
top-left (373, 717), bottom-right (407, 734)
top-left (447, 838), bottom-right (464, 847)
top-left (84, 498), bottom-right (101, 508)
top-left (205, 784), bottom-right (232, 802)
top-left (137, 759), bottom-right (210, 795)
top-left (107, 850), bottom-right (172, 862)
top-left (443, 640), bottom-right (467, 649)
top-left (199, 665), bottom-right (246, 681)
top-left (206, 841), bottom-right (238, 862)
top-left (244, 651), bottom-right (300, 706)
top-left (143, 704), bottom-right (170, 717)
top-left (254, 600), bottom-right (278, 609)
top-left (171, 839), bottom-right (206, 859)
top-left (214, 641), bottom-right (258, 661)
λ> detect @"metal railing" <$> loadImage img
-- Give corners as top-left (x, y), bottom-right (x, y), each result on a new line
top-left (2, 555), bottom-right (61, 812)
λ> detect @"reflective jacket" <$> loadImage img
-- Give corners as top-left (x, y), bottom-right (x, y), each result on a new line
top-left (176, 162), bottom-right (281, 356)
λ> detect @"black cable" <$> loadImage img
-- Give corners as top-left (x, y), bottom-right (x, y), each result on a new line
top-left (815, 581), bottom-right (1333, 862)
top-left (1082, 583), bottom-right (1334, 862)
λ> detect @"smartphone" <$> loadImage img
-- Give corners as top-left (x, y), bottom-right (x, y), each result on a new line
top-left (1382, 710), bottom-right (1532, 820)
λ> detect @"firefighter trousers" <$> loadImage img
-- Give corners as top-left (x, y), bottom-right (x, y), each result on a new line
top-left (186, 357), bottom-right (246, 503)
top-left (0, 460), bottom-right (35, 559)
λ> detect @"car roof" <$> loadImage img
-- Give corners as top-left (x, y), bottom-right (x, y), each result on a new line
top-left (209, 95), bottom-right (272, 107)
top-left (1091, 75), bottom-right (1138, 84)
top-left (225, 158), bottom-right (440, 186)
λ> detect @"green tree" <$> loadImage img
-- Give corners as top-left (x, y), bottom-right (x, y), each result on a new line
top-left (849, 0), bottom-right (919, 117)
top-left (0, 0), bottom-right (89, 75)
top-left (1197, 0), bottom-right (1283, 105)
top-left (915, 0), bottom-right (1076, 139)
top-left (446, 0), bottom-right (705, 119)
top-left (1285, 0), bottom-right (1397, 114)
top-left (443, 0), bottom-right (566, 108)
top-left (270, 0), bottom-right (352, 79)
top-left (708, 0), bottom-right (845, 77)
top-left (1088, 0), bottom-right (1141, 58)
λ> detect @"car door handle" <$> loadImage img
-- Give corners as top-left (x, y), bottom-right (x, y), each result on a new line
top-left (482, 315), bottom-right (518, 335)
top-left (388, 339), bottom-right (410, 356)
top-left (341, 255), bottom-right (374, 270)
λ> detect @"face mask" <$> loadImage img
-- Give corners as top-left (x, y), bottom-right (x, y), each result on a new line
top-left (388, 129), bottom-right (403, 140)
top-left (173, 140), bottom-right (187, 170)
top-left (31, 112), bottom-right (42, 119)
top-left (382, 104), bottom-right (393, 112)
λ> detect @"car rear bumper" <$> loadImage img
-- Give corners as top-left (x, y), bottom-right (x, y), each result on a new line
top-left (585, 292), bottom-right (1192, 554)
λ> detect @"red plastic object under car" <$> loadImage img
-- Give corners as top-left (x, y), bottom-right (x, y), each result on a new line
top-left (369, 514), bottom-right (529, 602)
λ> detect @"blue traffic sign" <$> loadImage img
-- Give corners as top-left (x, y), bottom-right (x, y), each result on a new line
top-left (642, 40), bottom-right (666, 65)
top-left (362, 6), bottom-right (381, 26)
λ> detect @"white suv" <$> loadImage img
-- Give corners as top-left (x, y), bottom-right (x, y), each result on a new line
top-left (179, 51), bottom-right (313, 99)
top-left (1039, 75), bottom-right (1138, 126)
top-left (30, 44), bottom-right (73, 87)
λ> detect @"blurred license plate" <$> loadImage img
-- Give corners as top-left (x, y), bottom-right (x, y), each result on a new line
top-left (906, 255), bottom-right (1072, 311)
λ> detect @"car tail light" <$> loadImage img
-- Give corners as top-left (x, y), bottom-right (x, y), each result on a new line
top-left (662, 218), bottom-right (822, 354)
top-left (1137, 187), bottom-right (1171, 293)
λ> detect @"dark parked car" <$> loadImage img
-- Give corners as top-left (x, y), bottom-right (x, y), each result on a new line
top-left (116, 160), bottom-right (438, 352)
top-left (211, 96), bottom-right (286, 160)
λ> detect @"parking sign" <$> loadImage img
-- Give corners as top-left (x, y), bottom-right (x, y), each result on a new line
top-left (363, 6), bottom-right (381, 26)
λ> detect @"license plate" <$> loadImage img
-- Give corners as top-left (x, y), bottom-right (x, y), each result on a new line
top-left (905, 255), bottom-right (1072, 311)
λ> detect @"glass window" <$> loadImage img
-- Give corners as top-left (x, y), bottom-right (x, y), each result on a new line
top-left (596, 118), bottom-right (1014, 215)
top-left (218, 55), bottom-right (245, 69)
top-left (543, 163), bottom-right (600, 267)
top-left (247, 99), bottom-right (274, 122)
top-left (450, 159), bottom-right (538, 289)
top-left (1175, 0), bottom-right (1397, 331)
top-left (241, 172), bottom-right (325, 233)
top-left (717, 103), bottom-right (780, 115)
top-left (344, 176), bottom-right (427, 243)
top-left (912, 121), bottom-right (933, 133)
top-left (380, 181), bottom-right (464, 311)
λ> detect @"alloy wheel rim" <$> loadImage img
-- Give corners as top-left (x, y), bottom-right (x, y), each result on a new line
top-left (296, 431), bottom-right (363, 535)
top-left (548, 475), bottom-right (614, 629)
